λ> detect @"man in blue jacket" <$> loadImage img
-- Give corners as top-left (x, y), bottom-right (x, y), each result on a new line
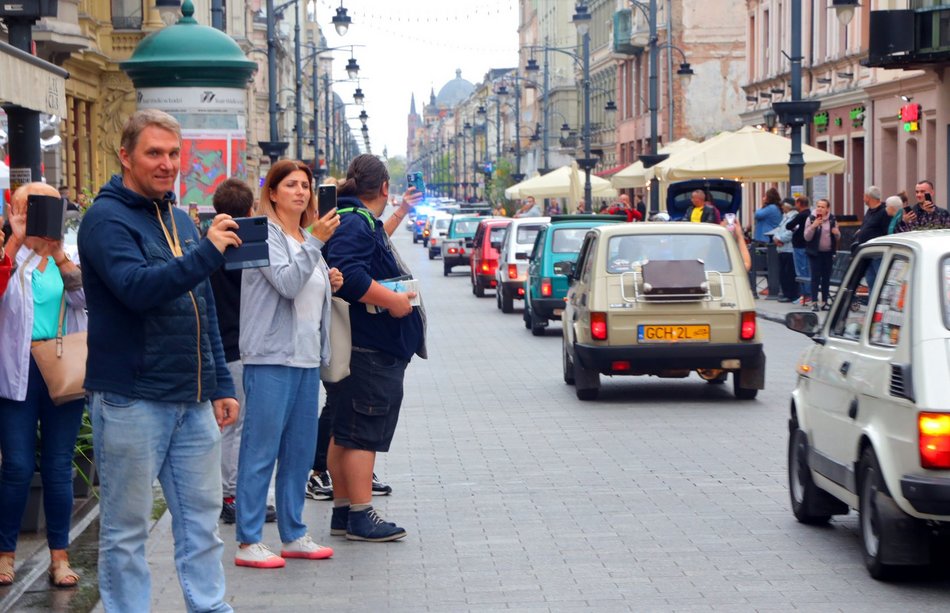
top-left (78, 109), bottom-right (241, 613)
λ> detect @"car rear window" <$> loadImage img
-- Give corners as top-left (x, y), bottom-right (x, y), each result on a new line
top-left (551, 228), bottom-right (588, 254)
top-left (452, 219), bottom-right (479, 235)
top-left (606, 234), bottom-right (732, 273)
top-left (943, 257), bottom-right (950, 329)
top-left (490, 226), bottom-right (507, 243)
top-left (435, 219), bottom-right (450, 230)
top-left (516, 224), bottom-right (543, 245)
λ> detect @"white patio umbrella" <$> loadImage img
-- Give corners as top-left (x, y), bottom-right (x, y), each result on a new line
top-left (653, 126), bottom-right (846, 182)
top-left (610, 138), bottom-right (699, 189)
top-left (506, 163), bottom-right (617, 201)
top-left (0, 160), bottom-right (9, 192)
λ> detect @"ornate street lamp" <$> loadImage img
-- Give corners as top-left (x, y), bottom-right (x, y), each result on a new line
top-left (331, 1), bottom-right (351, 36)
top-left (832, 0), bottom-right (859, 27)
top-left (345, 57), bottom-right (360, 79)
top-left (572, 2), bottom-right (593, 206)
top-left (352, 87), bottom-right (364, 105)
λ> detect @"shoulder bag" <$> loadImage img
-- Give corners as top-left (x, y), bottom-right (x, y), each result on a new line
top-left (321, 296), bottom-right (351, 383)
top-left (31, 293), bottom-right (87, 405)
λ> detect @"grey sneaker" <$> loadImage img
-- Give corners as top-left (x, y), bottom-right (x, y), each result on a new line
top-left (306, 471), bottom-right (333, 501)
top-left (371, 473), bottom-right (392, 496)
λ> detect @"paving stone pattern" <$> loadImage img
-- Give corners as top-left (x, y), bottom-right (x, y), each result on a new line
top-left (143, 225), bottom-right (950, 612)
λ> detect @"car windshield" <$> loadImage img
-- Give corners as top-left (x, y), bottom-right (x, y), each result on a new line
top-left (516, 224), bottom-right (543, 245)
top-left (943, 257), bottom-right (950, 329)
top-left (606, 233), bottom-right (732, 273)
top-left (551, 228), bottom-right (588, 254)
top-left (452, 219), bottom-right (480, 235)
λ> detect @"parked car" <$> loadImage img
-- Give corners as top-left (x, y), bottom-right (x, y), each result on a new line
top-left (412, 206), bottom-right (433, 244)
top-left (495, 217), bottom-right (550, 313)
top-left (523, 215), bottom-right (625, 335)
top-left (426, 212), bottom-right (453, 259)
top-left (441, 215), bottom-right (483, 276)
top-left (784, 230), bottom-right (950, 580)
top-left (470, 217), bottom-right (512, 297)
top-left (560, 222), bottom-right (764, 401)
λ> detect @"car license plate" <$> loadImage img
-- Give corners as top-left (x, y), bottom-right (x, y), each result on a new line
top-left (553, 308), bottom-right (564, 316)
top-left (638, 324), bottom-right (710, 343)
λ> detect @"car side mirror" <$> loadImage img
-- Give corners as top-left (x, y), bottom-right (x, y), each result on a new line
top-left (785, 311), bottom-right (822, 339)
top-left (553, 260), bottom-right (574, 277)
top-left (490, 241), bottom-right (502, 250)
top-left (515, 252), bottom-right (528, 261)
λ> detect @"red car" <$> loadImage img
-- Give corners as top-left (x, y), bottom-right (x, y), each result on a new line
top-left (469, 218), bottom-right (512, 297)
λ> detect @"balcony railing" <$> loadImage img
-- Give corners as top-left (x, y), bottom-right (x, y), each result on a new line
top-left (867, 5), bottom-right (950, 68)
top-left (112, 15), bottom-right (143, 30)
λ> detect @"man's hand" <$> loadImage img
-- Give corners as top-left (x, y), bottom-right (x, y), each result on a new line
top-left (213, 397), bottom-right (240, 428)
top-left (388, 291), bottom-right (416, 318)
top-left (8, 197), bottom-right (27, 243)
top-left (310, 208), bottom-right (340, 242)
top-left (206, 214), bottom-right (241, 254)
top-left (328, 267), bottom-right (343, 292)
top-left (401, 188), bottom-right (423, 211)
top-left (902, 209), bottom-right (916, 224)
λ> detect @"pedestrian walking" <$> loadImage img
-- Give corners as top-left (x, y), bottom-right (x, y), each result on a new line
top-left (324, 154), bottom-right (427, 542)
top-left (234, 160), bottom-right (342, 568)
top-left (803, 198), bottom-right (840, 311)
top-left (77, 109), bottom-right (241, 612)
top-left (0, 183), bottom-right (86, 589)
top-left (208, 178), bottom-right (278, 526)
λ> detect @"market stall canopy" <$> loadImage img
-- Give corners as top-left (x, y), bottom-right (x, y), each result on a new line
top-left (0, 40), bottom-right (68, 117)
top-left (505, 164), bottom-right (617, 201)
top-left (610, 138), bottom-right (698, 188)
top-left (653, 126), bottom-right (846, 182)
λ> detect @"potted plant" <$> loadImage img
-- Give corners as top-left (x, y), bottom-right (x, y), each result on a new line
top-left (73, 408), bottom-right (97, 498)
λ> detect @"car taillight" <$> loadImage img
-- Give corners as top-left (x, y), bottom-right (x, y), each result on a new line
top-left (740, 311), bottom-right (756, 340)
top-left (919, 413), bottom-right (950, 469)
top-left (423, 230), bottom-right (430, 237)
top-left (508, 264), bottom-right (518, 280)
top-left (447, 247), bottom-right (458, 254)
top-left (541, 278), bottom-right (552, 297)
top-left (591, 312), bottom-right (607, 341)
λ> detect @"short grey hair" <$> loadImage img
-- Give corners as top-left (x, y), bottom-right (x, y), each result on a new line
top-left (885, 196), bottom-right (903, 212)
top-left (866, 185), bottom-right (882, 201)
top-left (120, 109), bottom-right (181, 154)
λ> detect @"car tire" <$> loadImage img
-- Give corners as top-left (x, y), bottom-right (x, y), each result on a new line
top-left (501, 286), bottom-right (514, 313)
top-left (573, 353), bottom-right (600, 401)
top-left (788, 428), bottom-right (843, 525)
top-left (496, 285), bottom-right (502, 310)
top-left (474, 278), bottom-right (485, 298)
top-left (859, 447), bottom-right (909, 581)
top-left (443, 263), bottom-right (450, 277)
top-left (530, 307), bottom-right (546, 336)
top-left (562, 341), bottom-right (576, 385)
top-left (732, 371), bottom-right (758, 400)
top-left (412, 236), bottom-right (418, 244)
top-left (428, 250), bottom-right (435, 260)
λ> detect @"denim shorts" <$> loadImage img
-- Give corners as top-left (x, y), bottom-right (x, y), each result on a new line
top-left (330, 348), bottom-right (408, 452)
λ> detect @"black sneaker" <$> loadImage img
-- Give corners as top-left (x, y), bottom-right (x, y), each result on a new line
top-left (371, 473), bottom-right (392, 496)
top-left (265, 504), bottom-right (277, 523)
top-left (306, 471), bottom-right (333, 501)
top-left (220, 499), bottom-right (236, 524)
top-left (346, 506), bottom-right (406, 542)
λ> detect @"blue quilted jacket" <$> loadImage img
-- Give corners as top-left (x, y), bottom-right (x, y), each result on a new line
top-left (77, 175), bottom-right (234, 403)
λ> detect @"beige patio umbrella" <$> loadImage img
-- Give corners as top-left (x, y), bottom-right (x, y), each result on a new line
top-left (503, 171), bottom-right (541, 199)
top-left (610, 138), bottom-right (699, 188)
top-left (653, 126), bottom-right (846, 182)
top-left (505, 163), bottom-right (617, 201)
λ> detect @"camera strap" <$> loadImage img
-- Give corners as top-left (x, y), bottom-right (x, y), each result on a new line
top-left (154, 201), bottom-right (184, 258)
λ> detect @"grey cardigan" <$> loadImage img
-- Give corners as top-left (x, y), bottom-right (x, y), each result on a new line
top-left (239, 220), bottom-right (332, 367)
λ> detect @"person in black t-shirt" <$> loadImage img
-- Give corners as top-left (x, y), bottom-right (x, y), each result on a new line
top-left (786, 195), bottom-right (812, 303)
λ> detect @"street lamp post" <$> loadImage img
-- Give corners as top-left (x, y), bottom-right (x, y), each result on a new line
top-left (572, 4), bottom-right (593, 207)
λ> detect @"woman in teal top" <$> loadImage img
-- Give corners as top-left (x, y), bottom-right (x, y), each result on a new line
top-left (0, 184), bottom-right (87, 589)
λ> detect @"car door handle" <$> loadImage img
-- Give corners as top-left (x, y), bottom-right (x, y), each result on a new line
top-left (839, 361), bottom-right (851, 377)
top-left (848, 398), bottom-right (858, 420)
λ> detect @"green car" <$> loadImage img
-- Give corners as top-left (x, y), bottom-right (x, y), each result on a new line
top-left (523, 215), bottom-right (625, 336)
top-left (442, 215), bottom-right (483, 276)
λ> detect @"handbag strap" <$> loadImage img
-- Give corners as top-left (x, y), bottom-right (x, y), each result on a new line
top-left (54, 292), bottom-right (67, 357)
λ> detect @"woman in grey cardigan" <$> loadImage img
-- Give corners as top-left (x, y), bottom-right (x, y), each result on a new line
top-left (235, 160), bottom-right (343, 569)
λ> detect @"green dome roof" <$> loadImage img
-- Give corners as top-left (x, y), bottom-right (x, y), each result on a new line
top-left (120, 1), bottom-right (256, 89)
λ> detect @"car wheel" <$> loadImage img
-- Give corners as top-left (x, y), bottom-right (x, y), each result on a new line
top-left (501, 286), bottom-right (514, 313)
top-left (443, 263), bottom-right (450, 277)
top-left (788, 428), bottom-right (843, 525)
top-left (732, 371), bottom-right (758, 400)
top-left (522, 303), bottom-right (531, 328)
top-left (412, 236), bottom-right (418, 244)
top-left (859, 447), bottom-right (907, 581)
top-left (474, 277), bottom-right (485, 298)
top-left (562, 339), bottom-right (575, 385)
top-left (573, 353), bottom-right (600, 400)
top-left (530, 307), bottom-right (546, 336)
top-left (496, 286), bottom-right (502, 310)
top-left (428, 250), bottom-right (435, 260)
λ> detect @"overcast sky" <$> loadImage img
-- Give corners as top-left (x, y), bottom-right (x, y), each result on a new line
top-left (316, 0), bottom-right (520, 159)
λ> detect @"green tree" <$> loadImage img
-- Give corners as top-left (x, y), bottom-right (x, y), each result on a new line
top-left (385, 155), bottom-right (407, 194)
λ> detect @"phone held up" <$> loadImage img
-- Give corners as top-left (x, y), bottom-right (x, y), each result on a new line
top-left (318, 184), bottom-right (337, 218)
top-left (407, 172), bottom-right (425, 200)
top-left (724, 212), bottom-right (736, 230)
top-left (924, 192), bottom-right (933, 204)
top-left (224, 216), bottom-right (270, 271)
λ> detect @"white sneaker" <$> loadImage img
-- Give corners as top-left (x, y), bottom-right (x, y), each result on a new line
top-left (234, 543), bottom-right (286, 568)
top-left (281, 534), bottom-right (334, 560)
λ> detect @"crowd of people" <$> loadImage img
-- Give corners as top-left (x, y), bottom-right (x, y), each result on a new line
top-left (0, 109), bottom-right (426, 612)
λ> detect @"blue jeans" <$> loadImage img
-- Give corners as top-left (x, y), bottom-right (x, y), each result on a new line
top-left (89, 391), bottom-right (230, 613)
top-left (793, 247), bottom-right (810, 297)
top-left (0, 357), bottom-right (84, 551)
top-left (236, 365), bottom-right (319, 545)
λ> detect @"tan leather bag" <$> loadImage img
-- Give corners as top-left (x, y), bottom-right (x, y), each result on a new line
top-left (31, 294), bottom-right (87, 405)
top-left (321, 296), bottom-right (351, 383)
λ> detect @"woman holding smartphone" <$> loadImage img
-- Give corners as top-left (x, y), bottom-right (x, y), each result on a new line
top-left (234, 160), bottom-right (343, 568)
top-left (802, 198), bottom-right (840, 311)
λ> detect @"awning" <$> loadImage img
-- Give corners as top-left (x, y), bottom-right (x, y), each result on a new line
top-left (0, 41), bottom-right (68, 116)
top-left (594, 164), bottom-right (627, 178)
